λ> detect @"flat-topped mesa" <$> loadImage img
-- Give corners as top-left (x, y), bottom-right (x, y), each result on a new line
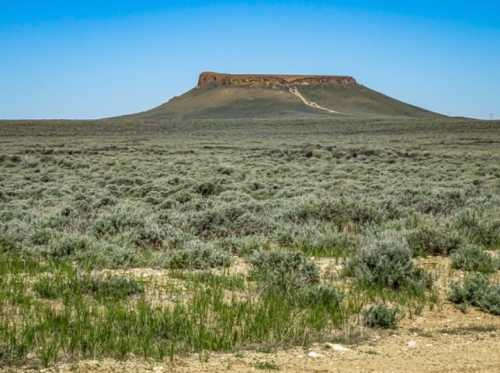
top-left (197, 72), bottom-right (357, 89)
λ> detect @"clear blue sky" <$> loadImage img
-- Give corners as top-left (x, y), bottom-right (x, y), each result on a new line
top-left (1, 0), bottom-right (499, 119)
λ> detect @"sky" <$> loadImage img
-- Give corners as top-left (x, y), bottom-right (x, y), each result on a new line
top-left (1, 0), bottom-right (499, 120)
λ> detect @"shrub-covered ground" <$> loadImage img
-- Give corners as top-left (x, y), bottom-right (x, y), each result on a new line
top-left (0, 117), bottom-right (499, 369)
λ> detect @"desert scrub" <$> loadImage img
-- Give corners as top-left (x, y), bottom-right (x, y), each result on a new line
top-left (133, 218), bottom-right (183, 248)
top-left (0, 219), bottom-right (31, 251)
top-left (193, 179), bottom-right (224, 196)
top-left (156, 240), bottom-right (231, 269)
top-left (449, 274), bottom-right (500, 315)
top-left (451, 245), bottom-right (499, 273)
top-left (406, 223), bottom-right (462, 256)
top-left (217, 235), bottom-right (270, 256)
top-left (409, 188), bottom-right (468, 215)
top-left (274, 223), bottom-right (356, 258)
top-left (185, 202), bottom-right (270, 238)
top-left (38, 233), bottom-right (93, 258)
top-left (363, 304), bottom-right (399, 329)
top-left (91, 204), bottom-right (149, 237)
top-left (74, 241), bottom-right (139, 269)
top-left (25, 232), bottom-right (141, 269)
top-left (283, 197), bottom-right (384, 230)
top-left (346, 234), bottom-right (432, 291)
top-left (453, 209), bottom-right (500, 248)
top-left (297, 285), bottom-right (344, 310)
top-left (249, 250), bottom-right (320, 294)
top-left (3, 115), bottom-right (500, 366)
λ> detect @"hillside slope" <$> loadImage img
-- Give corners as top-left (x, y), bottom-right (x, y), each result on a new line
top-left (299, 84), bottom-right (439, 117)
top-left (125, 72), bottom-right (444, 120)
top-left (131, 87), bottom-right (325, 120)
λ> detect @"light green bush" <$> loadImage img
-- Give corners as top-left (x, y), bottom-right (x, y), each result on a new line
top-left (453, 209), bottom-right (500, 248)
top-left (250, 250), bottom-right (320, 293)
top-left (42, 233), bottom-right (92, 259)
top-left (406, 224), bottom-right (462, 256)
top-left (346, 234), bottom-right (432, 291)
top-left (157, 240), bottom-right (231, 269)
top-left (297, 285), bottom-right (343, 310)
top-left (449, 274), bottom-right (500, 315)
top-left (451, 245), bottom-right (498, 273)
top-left (363, 304), bottom-right (399, 329)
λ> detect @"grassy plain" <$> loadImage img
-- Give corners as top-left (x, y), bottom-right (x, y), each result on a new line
top-left (0, 117), bottom-right (499, 369)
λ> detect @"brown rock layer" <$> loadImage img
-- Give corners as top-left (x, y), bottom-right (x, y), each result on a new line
top-left (197, 72), bottom-right (357, 89)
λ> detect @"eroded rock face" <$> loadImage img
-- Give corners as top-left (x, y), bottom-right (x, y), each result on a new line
top-left (197, 72), bottom-right (357, 89)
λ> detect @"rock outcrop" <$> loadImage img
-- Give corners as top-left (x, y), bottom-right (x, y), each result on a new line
top-left (197, 72), bottom-right (357, 89)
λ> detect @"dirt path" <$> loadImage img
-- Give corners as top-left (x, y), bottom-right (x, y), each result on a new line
top-left (289, 87), bottom-right (343, 114)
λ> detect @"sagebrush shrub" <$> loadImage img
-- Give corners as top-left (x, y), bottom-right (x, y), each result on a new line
top-left (194, 180), bottom-right (223, 197)
top-left (453, 209), bottom-right (500, 248)
top-left (92, 207), bottom-right (144, 236)
top-left (0, 219), bottom-right (31, 251)
top-left (412, 189), bottom-right (467, 215)
top-left (284, 197), bottom-right (383, 229)
top-left (43, 233), bottom-right (92, 258)
top-left (480, 285), bottom-right (500, 315)
top-left (449, 274), bottom-right (500, 315)
top-left (186, 203), bottom-right (269, 238)
top-left (406, 224), bottom-right (462, 256)
top-left (133, 218), bottom-right (182, 248)
top-left (363, 304), bottom-right (399, 329)
top-left (297, 285), bottom-right (343, 310)
top-left (158, 240), bottom-right (231, 269)
top-left (217, 235), bottom-right (269, 256)
top-left (274, 223), bottom-right (356, 257)
top-left (250, 250), bottom-right (320, 293)
top-left (158, 198), bottom-right (178, 210)
top-left (174, 190), bottom-right (194, 204)
top-left (30, 227), bottom-right (56, 246)
top-left (347, 234), bottom-right (432, 290)
top-left (451, 245), bottom-right (498, 273)
top-left (38, 214), bottom-right (71, 230)
top-left (93, 195), bottom-right (117, 209)
top-left (75, 242), bottom-right (138, 268)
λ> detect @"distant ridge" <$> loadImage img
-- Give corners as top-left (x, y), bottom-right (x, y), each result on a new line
top-left (126, 71), bottom-right (444, 120)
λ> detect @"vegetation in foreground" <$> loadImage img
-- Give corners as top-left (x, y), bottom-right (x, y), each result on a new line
top-left (0, 117), bottom-right (499, 368)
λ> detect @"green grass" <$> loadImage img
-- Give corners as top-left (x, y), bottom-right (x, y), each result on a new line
top-left (169, 271), bottom-right (246, 291)
top-left (0, 253), bottom-right (352, 367)
top-left (33, 273), bottom-right (145, 301)
top-left (0, 250), bottom-right (437, 368)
